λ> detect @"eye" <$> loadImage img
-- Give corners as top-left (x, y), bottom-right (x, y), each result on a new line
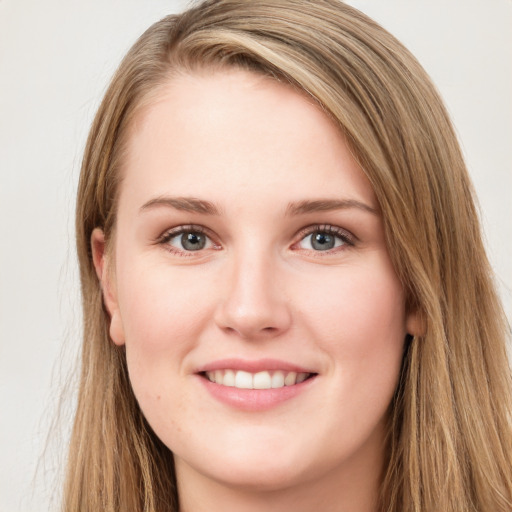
top-left (171, 232), bottom-right (209, 251)
top-left (159, 226), bottom-right (217, 253)
top-left (296, 226), bottom-right (354, 252)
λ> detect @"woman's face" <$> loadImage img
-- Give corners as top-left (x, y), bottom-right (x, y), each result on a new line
top-left (94, 69), bottom-right (418, 495)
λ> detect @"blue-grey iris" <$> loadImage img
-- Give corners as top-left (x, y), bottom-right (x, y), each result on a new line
top-left (181, 232), bottom-right (206, 250)
top-left (311, 232), bottom-right (335, 250)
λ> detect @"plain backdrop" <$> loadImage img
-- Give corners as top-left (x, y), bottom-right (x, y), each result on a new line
top-left (1, 1), bottom-right (510, 511)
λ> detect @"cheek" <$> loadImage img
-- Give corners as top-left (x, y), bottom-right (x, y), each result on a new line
top-left (117, 260), bottom-right (214, 349)
top-left (295, 260), bottom-right (407, 395)
top-left (296, 258), bottom-right (406, 340)
top-left (115, 269), bottom-right (215, 442)
top-left (114, 257), bottom-right (218, 407)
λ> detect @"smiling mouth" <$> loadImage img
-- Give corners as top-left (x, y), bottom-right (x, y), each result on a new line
top-left (201, 369), bottom-right (316, 390)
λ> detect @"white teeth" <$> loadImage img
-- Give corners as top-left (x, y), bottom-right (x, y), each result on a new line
top-left (204, 369), bottom-right (311, 389)
top-left (223, 369), bottom-right (235, 387)
top-left (253, 371), bottom-right (272, 389)
top-left (235, 370), bottom-right (253, 389)
top-left (271, 371), bottom-right (285, 388)
top-left (284, 371), bottom-right (297, 386)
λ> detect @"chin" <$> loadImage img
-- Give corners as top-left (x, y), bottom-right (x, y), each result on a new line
top-left (205, 459), bottom-right (310, 492)
top-left (175, 433), bottom-right (316, 492)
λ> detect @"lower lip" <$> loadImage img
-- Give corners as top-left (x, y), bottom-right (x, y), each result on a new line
top-left (198, 375), bottom-right (316, 411)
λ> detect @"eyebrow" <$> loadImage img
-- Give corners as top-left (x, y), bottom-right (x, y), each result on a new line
top-left (286, 198), bottom-right (378, 216)
top-left (139, 196), bottom-right (377, 217)
top-left (140, 196), bottom-right (220, 215)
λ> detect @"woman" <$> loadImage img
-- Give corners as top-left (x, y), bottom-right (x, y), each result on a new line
top-left (65, 1), bottom-right (512, 510)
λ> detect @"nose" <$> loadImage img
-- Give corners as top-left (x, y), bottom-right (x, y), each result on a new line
top-left (213, 250), bottom-right (292, 340)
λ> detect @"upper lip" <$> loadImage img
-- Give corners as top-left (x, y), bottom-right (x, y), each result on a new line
top-left (196, 358), bottom-right (316, 374)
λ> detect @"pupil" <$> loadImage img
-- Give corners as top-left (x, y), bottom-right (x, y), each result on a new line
top-left (311, 232), bottom-right (334, 251)
top-left (181, 232), bottom-right (205, 251)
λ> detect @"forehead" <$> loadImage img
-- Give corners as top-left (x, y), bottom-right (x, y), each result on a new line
top-left (119, 68), bottom-right (375, 212)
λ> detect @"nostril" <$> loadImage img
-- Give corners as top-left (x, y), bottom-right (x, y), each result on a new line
top-left (213, 293), bottom-right (292, 339)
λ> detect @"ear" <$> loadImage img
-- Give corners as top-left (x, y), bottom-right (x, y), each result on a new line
top-left (406, 308), bottom-right (426, 338)
top-left (91, 228), bottom-right (125, 346)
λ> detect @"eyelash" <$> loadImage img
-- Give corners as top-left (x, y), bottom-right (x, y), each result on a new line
top-left (157, 225), bottom-right (219, 256)
top-left (293, 224), bottom-right (355, 253)
top-left (156, 223), bottom-right (355, 256)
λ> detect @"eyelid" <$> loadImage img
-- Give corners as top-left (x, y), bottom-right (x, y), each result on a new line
top-left (292, 224), bottom-right (356, 250)
top-left (156, 224), bottom-right (220, 253)
top-left (154, 223), bottom-right (355, 256)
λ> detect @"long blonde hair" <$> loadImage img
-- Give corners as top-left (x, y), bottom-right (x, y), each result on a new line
top-left (67, 1), bottom-right (512, 510)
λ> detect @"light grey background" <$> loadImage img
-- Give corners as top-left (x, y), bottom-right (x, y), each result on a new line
top-left (1, 1), bottom-right (510, 511)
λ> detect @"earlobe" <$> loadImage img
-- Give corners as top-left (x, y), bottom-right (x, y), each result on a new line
top-left (91, 228), bottom-right (125, 346)
top-left (109, 310), bottom-right (126, 346)
top-left (406, 309), bottom-right (426, 338)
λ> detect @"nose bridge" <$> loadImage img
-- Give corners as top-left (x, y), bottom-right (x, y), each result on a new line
top-left (214, 242), bottom-right (291, 338)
